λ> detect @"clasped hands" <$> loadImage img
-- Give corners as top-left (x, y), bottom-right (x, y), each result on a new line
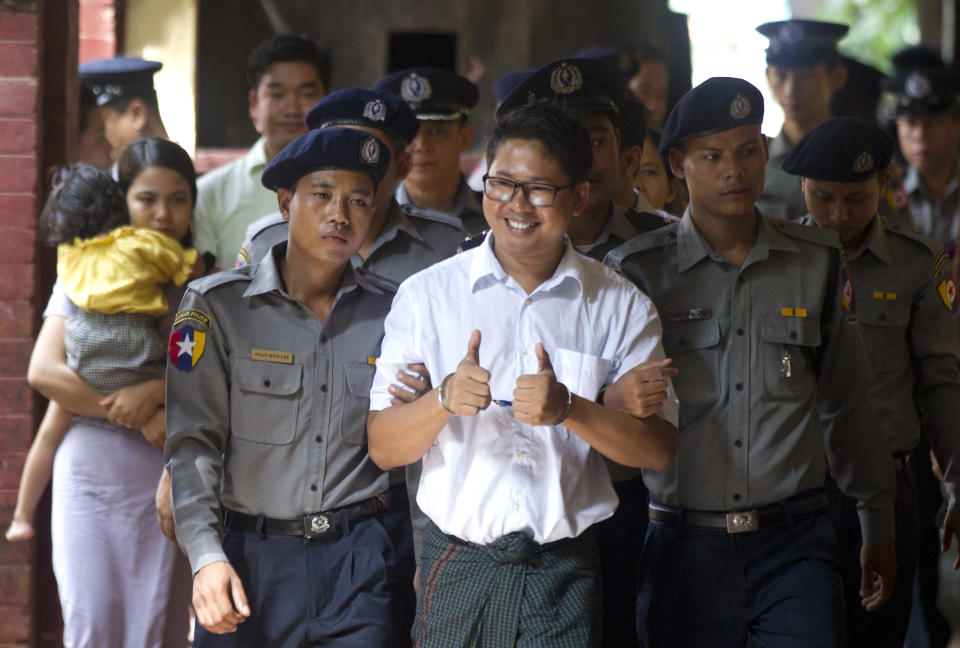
top-left (439, 330), bottom-right (569, 426)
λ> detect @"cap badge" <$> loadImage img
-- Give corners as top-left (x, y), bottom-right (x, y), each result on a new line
top-left (401, 73), bottom-right (431, 102)
top-left (730, 94), bottom-right (751, 120)
top-left (359, 137), bottom-right (381, 166)
top-left (550, 62), bottom-right (583, 95)
top-left (778, 22), bottom-right (805, 45)
top-left (362, 99), bottom-right (387, 122)
top-left (905, 71), bottom-right (931, 99)
top-left (852, 152), bottom-right (874, 174)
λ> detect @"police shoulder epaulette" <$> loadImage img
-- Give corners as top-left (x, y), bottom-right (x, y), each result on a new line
top-left (768, 217), bottom-right (841, 249)
top-left (882, 215), bottom-right (945, 258)
top-left (355, 266), bottom-right (399, 295)
top-left (605, 221), bottom-right (679, 267)
top-left (626, 208), bottom-right (678, 234)
top-left (188, 266), bottom-right (255, 295)
top-left (401, 203), bottom-right (466, 231)
top-left (247, 212), bottom-right (287, 241)
top-left (458, 230), bottom-right (487, 251)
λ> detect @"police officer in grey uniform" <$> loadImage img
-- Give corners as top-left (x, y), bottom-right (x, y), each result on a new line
top-left (374, 68), bottom-right (486, 237)
top-left (783, 116), bottom-right (960, 648)
top-left (498, 58), bottom-right (674, 263)
top-left (606, 77), bottom-right (897, 647)
top-left (756, 19), bottom-right (849, 221)
top-left (236, 87), bottom-right (465, 283)
top-left (165, 127), bottom-right (398, 646)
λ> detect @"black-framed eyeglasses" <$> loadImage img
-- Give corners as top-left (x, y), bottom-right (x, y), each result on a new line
top-left (482, 174), bottom-right (574, 208)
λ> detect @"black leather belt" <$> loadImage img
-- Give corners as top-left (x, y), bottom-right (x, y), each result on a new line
top-left (648, 489), bottom-right (828, 534)
top-left (222, 488), bottom-right (394, 540)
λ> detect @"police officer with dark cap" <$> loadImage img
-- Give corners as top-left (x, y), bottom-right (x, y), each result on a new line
top-left (78, 55), bottom-right (169, 162)
top-left (165, 127), bottom-right (399, 646)
top-left (606, 77), bottom-right (897, 647)
top-left (755, 19), bottom-right (849, 222)
top-left (882, 55), bottom-right (960, 252)
top-left (499, 58), bottom-right (670, 262)
top-left (784, 115), bottom-right (960, 648)
top-left (374, 68), bottom-right (486, 237)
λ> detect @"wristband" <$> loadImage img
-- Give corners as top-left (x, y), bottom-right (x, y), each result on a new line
top-left (439, 374), bottom-right (456, 414)
top-left (554, 383), bottom-right (573, 425)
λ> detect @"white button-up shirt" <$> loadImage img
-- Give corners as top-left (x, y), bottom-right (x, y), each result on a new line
top-left (370, 234), bottom-right (678, 545)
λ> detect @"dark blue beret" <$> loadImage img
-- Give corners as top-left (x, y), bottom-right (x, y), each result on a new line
top-left (261, 127), bottom-right (391, 191)
top-left (782, 117), bottom-right (893, 182)
top-left (496, 58), bottom-right (625, 118)
top-left (78, 55), bottom-right (162, 106)
top-left (305, 87), bottom-right (419, 148)
top-left (756, 19), bottom-right (848, 67)
top-left (882, 67), bottom-right (960, 116)
top-left (492, 68), bottom-right (535, 104)
top-left (373, 68), bottom-right (478, 121)
top-left (658, 77), bottom-right (764, 155)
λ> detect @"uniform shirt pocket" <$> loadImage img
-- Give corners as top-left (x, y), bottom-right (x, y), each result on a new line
top-left (339, 362), bottom-right (376, 445)
top-left (662, 320), bottom-right (721, 404)
top-left (760, 315), bottom-right (820, 399)
top-left (858, 300), bottom-right (910, 373)
top-left (550, 348), bottom-right (613, 401)
top-left (230, 358), bottom-right (303, 445)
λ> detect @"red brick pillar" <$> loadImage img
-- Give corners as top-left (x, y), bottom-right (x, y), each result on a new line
top-left (0, 3), bottom-right (40, 644)
top-left (78, 0), bottom-right (117, 63)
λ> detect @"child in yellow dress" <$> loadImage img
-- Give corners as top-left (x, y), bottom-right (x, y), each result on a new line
top-left (6, 163), bottom-right (196, 541)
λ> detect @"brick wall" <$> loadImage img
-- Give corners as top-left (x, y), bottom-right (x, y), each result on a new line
top-left (78, 0), bottom-right (116, 62)
top-left (0, 2), bottom-right (39, 644)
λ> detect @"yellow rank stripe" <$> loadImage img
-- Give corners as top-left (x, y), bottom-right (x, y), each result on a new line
top-left (872, 292), bottom-right (897, 300)
top-left (781, 308), bottom-right (807, 317)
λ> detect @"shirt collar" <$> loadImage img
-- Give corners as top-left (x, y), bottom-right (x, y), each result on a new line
top-left (767, 131), bottom-right (793, 160)
top-left (244, 137), bottom-right (269, 178)
top-left (468, 232), bottom-right (584, 297)
top-left (852, 216), bottom-right (892, 264)
top-left (244, 242), bottom-right (369, 298)
top-left (576, 202), bottom-right (628, 254)
top-left (676, 207), bottom-right (799, 273)
top-left (903, 160), bottom-right (960, 198)
top-left (365, 200), bottom-right (424, 257)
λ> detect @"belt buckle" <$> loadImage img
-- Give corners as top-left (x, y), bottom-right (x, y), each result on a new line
top-left (726, 510), bottom-right (759, 533)
top-left (304, 513), bottom-right (330, 539)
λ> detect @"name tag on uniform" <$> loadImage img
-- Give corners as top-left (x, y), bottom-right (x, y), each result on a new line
top-left (667, 308), bottom-right (712, 322)
top-left (251, 348), bottom-right (293, 364)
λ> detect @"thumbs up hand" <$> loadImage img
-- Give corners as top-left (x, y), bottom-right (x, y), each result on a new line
top-left (513, 343), bottom-right (570, 426)
top-left (439, 329), bottom-right (491, 416)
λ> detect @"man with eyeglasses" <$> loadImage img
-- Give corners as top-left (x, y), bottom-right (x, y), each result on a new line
top-left (366, 100), bottom-right (678, 647)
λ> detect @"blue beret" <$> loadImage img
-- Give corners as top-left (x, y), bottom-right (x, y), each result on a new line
top-left (496, 58), bottom-right (625, 118)
top-left (78, 55), bottom-right (162, 106)
top-left (756, 19), bottom-right (848, 67)
top-left (374, 68), bottom-right (478, 121)
top-left (659, 77), bottom-right (764, 154)
top-left (782, 117), bottom-right (893, 182)
top-left (261, 127), bottom-right (391, 191)
top-left (492, 68), bottom-right (535, 104)
top-left (882, 67), bottom-right (960, 116)
top-left (305, 88), bottom-right (419, 148)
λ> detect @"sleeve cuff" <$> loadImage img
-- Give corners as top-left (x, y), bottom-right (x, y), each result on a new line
top-left (183, 534), bottom-right (229, 575)
top-left (858, 507), bottom-right (896, 546)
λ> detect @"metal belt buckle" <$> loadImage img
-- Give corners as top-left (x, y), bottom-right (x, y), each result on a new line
top-left (305, 513), bottom-right (330, 538)
top-left (726, 510), bottom-right (759, 533)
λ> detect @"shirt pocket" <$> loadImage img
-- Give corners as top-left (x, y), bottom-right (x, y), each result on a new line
top-left (858, 300), bottom-right (910, 373)
top-left (662, 320), bottom-right (721, 404)
top-left (338, 362), bottom-right (375, 446)
top-left (760, 315), bottom-right (820, 399)
top-left (550, 348), bottom-right (613, 401)
top-left (231, 358), bottom-right (302, 445)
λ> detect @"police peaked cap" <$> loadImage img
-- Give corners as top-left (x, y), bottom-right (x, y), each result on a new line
top-left (756, 19), bottom-right (848, 67)
top-left (78, 55), bottom-right (163, 106)
top-left (496, 58), bottom-right (625, 118)
top-left (882, 67), bottom-right (960, 117)
top-left (658, 77), bottom-right (764, 155)
top-left (492, 68), bottom-right (536, 104)
top-left (782, 117), bottom-right (893, 182)
top-left (261, 127), bottom-right (391, 191)
top-left (374, 68), bottom-right (478, 121)
top-left (306, 88), bottom-right (420, 148)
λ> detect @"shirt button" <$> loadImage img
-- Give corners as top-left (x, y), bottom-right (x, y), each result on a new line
top-left (734, 439), bottom-right (743, 448)
top-left (737, 277), bottom-right (744, 286)
top-left (320, 384), bottom-right (328, 393)
top-left (320, 334), bottom-right (327, 343)
top-left (514, 502), bottom-right (520, 511)
top-left (736, 328), bottom-right (744, 336)
top-left (310, 484), bottom-right (318, 492)
top-left (315, 435), bottom-right (322, 443)
top-left (521, 349), bottom-right (528, 355)
top-left (517, 451), bottom-right (526, 460)
top-left (878, 313), bottom-right (886, 322)
top-left (735, 383), bottom-right (743, 391)
top-left (525, 298), bottom-right (531, 305)
top-left (789, 331), bottom-right (798, 340)
top-left (263, 379), bottom-right (272, 387)
top-left (733, 493), bottom-right (741, 501)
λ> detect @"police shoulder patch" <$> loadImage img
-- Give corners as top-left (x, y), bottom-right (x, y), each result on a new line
top-left (169, 325), bottom-right (207, 371)
top-left (883, 216), bottom-right (946, 260)
top-left (938, 274), bottom-right (958, 313)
